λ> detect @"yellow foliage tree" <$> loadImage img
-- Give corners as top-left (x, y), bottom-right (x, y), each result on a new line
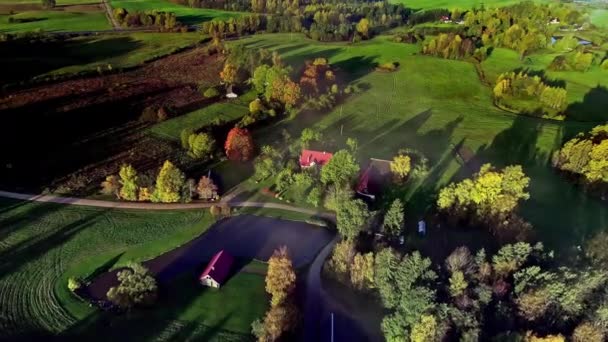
top-left (390, 154), bottom-right (411, 183)
top-left (266, 246), bottom-right (296, 306)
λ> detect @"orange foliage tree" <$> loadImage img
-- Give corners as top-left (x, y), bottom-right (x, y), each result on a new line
top-left (225, 127), bottom-right (254, 161)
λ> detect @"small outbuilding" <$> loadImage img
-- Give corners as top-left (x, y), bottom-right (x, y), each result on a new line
top-left (356, 158), bottom-right (392, 201)
top-left (199, 250), bottom-right (234, 288)
top-left (299, 149), bottom-right (333, 168)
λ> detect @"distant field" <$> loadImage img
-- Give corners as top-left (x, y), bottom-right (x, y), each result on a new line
top-left (2, 33), bottom-right (203, 82)
top-left (110, 0), bottom-right (243, 25)
top-left (230, 33), bottom-right (607, 251)
top-left (591, 8), bottom-right (608, 28)
top-left (0, 10), bottom-right (109, 32)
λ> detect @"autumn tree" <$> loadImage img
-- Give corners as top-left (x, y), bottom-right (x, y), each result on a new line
top-left (410, 315), bottom-right (439, 342)
top-left (101, 175), bottom-right (121, 198)
top-left (327, 240), bottom-right (355, 281)
top-left (390, 154), bottom-right (411, 182)
top-left (220, 62), bottom-right (239, 85)
top-left (196, 176), bottom-right (218, 200)
top-left (119, 164), bottom-right (139, 201)
top-left (151, 160), bottom-right (185, 203)
top-left (266, 246), bottom-right (296, 306)
top-left (382, 199), bottom-right (404, 238)
top-left (356, 18), bottom-right (370, 39)
top-left (321, 150), bottom-right (359, 186)
top-left (572, 322), bottom-right (604, 342)
top-left (225, 127), bottom-right (255, 161)
top-left (350, 252), bottom-right (374, 290)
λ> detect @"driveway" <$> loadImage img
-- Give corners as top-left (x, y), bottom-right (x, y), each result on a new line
top-left (86, 215), bottom-right (334, 301)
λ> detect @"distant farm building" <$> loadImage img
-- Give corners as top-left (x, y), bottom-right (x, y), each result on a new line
top-left (199, 250), bottom-right (234, 288)
top-left (299, 150), bottom-right (333, 168)
top-left (356, 158), bottom-right (392, 201)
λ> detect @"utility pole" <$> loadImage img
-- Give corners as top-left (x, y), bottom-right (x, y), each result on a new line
top-left (331, 312), bottom-right (334, 342)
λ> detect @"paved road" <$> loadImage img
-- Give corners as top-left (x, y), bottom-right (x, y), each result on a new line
top-left (101, 0), bottom-right (120, 29)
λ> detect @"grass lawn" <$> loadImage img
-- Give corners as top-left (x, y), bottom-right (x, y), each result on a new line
top-left (149, 90), bottom-right (257, 140)
top-left (0, 198), bottom-right (267, 340)
top-left (109, 0), bottom-right (243, 25)
top-left (2, 32), bottom-right (203, 82)
top-left (591, 8), bottom-right (608, 28)
top-left (0, 0), bottom-right (98, 4)
top-left (226, 33), bottom-right (607, 250)
top-left (0, 10), bottom-right (110, 33)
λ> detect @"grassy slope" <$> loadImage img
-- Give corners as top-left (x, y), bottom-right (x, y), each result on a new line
top-left (0, 10), bottom-right (109, 32)
top-left (229, 33), bottom-right (607, 249)
top-left (0, 198), bottom-right (261, 340)
top-left (591, 8), bottom-right (608, 28)
top-left (109, 0), bottom-right (243, 25)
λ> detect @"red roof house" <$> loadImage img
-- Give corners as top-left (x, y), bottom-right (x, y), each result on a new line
top-left (299, 149), bottom-right (333, 168)
top-left (199, 250), bottom-right (234, 288)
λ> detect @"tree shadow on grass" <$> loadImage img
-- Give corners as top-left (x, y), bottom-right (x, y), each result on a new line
top-left (0, 36), bottom-right (143, 84)
top-left (565, 85), bottom-right (608, 122)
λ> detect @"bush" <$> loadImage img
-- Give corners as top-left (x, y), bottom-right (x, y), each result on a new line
top-left (376, 62), bottom-right (399, 72)
top-left (68, 277), bottom-right (83, 292)
top-left (107, 263), bottom-right (157, 309)
top-left (203, 87), bottom-right (220, 98)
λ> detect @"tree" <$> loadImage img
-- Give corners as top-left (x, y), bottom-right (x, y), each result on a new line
top-left (324, 185), bottom-right (353, 211)
top-left (249, 98), bottom-right (265, 115)
top-left (351, 252), bottom-right (375, 290)
top-left (266, 246), bottom-right (296, 306)
top-left (275, 168), bottom-right (294, 193)
top-left (390, 154), bottom-right (411, 183)
top-left (180, 128), bottom-right (195, 150)
top-left (572, 322), bottom-right (604, 342)
top-left (151, 160), bottom-right (185, 203)
top-left (197, 176), bottom-right (218, 200)
top-left (356, 18), bottom-right (370, 39)
top-left (41, 0), bottom-right (55, 8)
top-left (252, 64), bottom-right (271, 94)
top-left (321, 150), bottom-right (359, 186)
top-left (449, 270), bottom-right (468, 297)
top-left (336, 199), bottom-right (369, 239)
top-left (220, 62), bottom-right (239, 85)
top-left (524, 332), bottom-right (565, 342)
top-left (306, 186), bottom-right (323, 207)
top-left (188, 133), bottom-right (215, 159)
top-left (119, 164), bottom-right (138, 201)
top-left (291, 172), bottom-right (313, 198)
top-left (382, 199), bottom-right (404, 238)
top-left (259, 299), bottom-right (299, 341)
top-left (68, 277), bottom-right (82, 292)
top-left (101, 175), bottom-right (121, 198)
top-left (225, 127), bottom-right (255, 161)
top-left (346, 137), bottom-right (358, 153)
top-left (410, 315), bottom-right (438, 342)
top-left (327, 240), bottom-right (355, 280)
top-left (300, 128), bottom-right (322, 148)
top-left (107, 263), bottom-right (157, 310)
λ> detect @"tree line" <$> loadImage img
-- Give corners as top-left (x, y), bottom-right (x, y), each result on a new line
top-left (493, 71), bottom-right (568, 119)
top-left (199, 0), bottom-right (409, 41)
top-left (422, 33), bottom-right (489, 61)
top-left (552, 123), bottom-right (608, 197)
top-left (112, 8), bottom-right (184, 30)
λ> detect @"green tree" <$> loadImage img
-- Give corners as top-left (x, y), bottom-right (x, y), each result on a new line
top-left (356, 18), bottom-right (370, 39)
top-left (188, 133), bottom-right (215, 159)
top-left (449, 270), bottom-right (468, 297)
top-left (336, 199), bottom-right (369, 240)
top-left (382, 199), bottom-right (405, 238)
top-left (346, 137), bottom-right (358, 153)
top-left (252, 64), bottom-right (271, 94)
top-left (321, 150), bottom-right (359, 186)
top-left (107, 263), bottom-right (157, 310)
top-left (306, 186), bottom-right (323, 207)
top-left (151, 160), bottom-right (185, 203)
top-left (180, 128), bottom-right (195, 150)
top-left (41, 0), bottom-right (55, 8)
top-left (300, 128), bottom-right (322, 148)
top-left (119, 164), bottom-right (139, 201)
top-left (324, 185), bottom-right (353, 211)
top-left (327, 240), bottom-right (355, 281)
top-left (291, 172), bottom-right (313, 199)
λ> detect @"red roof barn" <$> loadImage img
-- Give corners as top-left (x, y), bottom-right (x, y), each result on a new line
top-left (199, 250), bottom-right (234, 288)
top-left (356, 158), bottom-right (392, 200)
top-left (300, 150), bottom-right (333, 168)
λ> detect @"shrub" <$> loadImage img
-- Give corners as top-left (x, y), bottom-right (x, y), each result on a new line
top-left (68, 277), bottom-right (82, 292)
top-left (107, 263), bottom-right (157, 309)
top-left (572, 322), bottom-right (604, 342)
top-left (203, 87), bottom-right (220, 98)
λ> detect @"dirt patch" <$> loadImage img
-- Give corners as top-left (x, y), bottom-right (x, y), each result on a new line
top-left (0, 48), bottom-right (225, 193)
top-left (0, 3), bottom-right (42, 13)
top-left (58, 4), bottom-right (103, 12)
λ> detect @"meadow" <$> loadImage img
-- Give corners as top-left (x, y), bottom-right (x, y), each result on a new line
top-left (109, 0), bottom-right (243, 25)
top-left (223, 33), bottom-right (607, 250)
top-left (591, 8), bottom-right (608, 28)
top-left (0, 10), bottom-right (110, 33)
top-left (0, 198), bottom-right (267, 340)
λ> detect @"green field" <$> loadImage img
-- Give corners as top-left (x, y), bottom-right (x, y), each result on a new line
top-left (225, 33), bottom-right (607, 249)
top-left (591, 8), bottom-right (608, 28)
top-left (2, 32), bottom-right (203, 83)
top-left (0, 10), bottom-right (110, 33)
top-left (109, 0), bottom-right (243, 25)
top-left (0, 0), bottom-right (98, 4)
top-left (0, 198), bottom-right (264, 340)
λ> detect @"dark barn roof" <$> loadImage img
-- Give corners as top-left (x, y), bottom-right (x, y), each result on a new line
top-left (199, 250), bottom-right (234, 284)
top-left (356, 158), bottom-right (392, 196)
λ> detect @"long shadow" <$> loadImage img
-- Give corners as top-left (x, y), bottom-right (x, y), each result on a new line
top-left (566, 85), bottom-right (608, 122)
top-left (0, 36), bottom-right (143, 84)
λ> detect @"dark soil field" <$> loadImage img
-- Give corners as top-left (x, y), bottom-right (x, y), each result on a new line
top-left (0, 47), bottom-right (225, 194)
